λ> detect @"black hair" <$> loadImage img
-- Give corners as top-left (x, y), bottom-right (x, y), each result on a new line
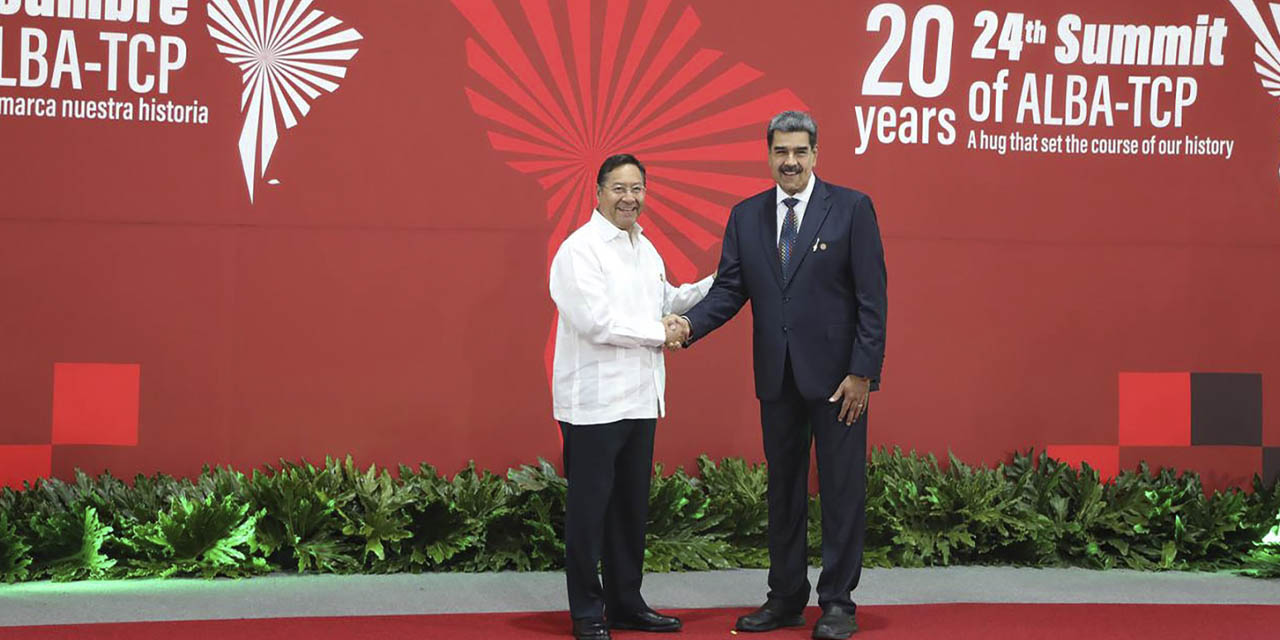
top-left (596, 153), bottom-right (646, 186)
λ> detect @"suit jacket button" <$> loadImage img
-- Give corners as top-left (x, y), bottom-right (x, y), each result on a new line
top-left (782, 326), bottom-right (789, 333)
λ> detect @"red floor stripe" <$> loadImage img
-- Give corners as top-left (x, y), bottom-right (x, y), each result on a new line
top-left (4, 603), bottom-right (1279, 639)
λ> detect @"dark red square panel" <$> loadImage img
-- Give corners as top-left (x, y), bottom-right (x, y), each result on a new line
top-left (1118, 372), bottom-right (1190, 447)
top-left (1045, 445), bottom-right (1119, 482)
top-left (1190, 373), bottom-right (1262, 446)
top-left (1264, 448), bottom-right (1280, 488)
top-left (51, 363), bottom-right (140, 446)
top-left (0, 445), bottom-right (52, 490)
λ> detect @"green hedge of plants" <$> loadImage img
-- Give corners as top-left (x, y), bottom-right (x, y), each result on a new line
top-left (1, 449), bottom-right (1276, 583)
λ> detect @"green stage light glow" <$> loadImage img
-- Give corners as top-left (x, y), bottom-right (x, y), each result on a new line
top-left (1264, 513), bottom-right (1280, 546)
top-left (1, 576), bottom-right (234, 594)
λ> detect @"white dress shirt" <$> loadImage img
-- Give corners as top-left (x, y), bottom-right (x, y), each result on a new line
top-left (549, 211), bottom-right (713, 425)
top-left (776, 172), bottom-right (817, 243)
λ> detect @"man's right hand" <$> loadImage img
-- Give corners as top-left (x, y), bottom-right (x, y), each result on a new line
top-left (663, 315), bottom-right (690, 349)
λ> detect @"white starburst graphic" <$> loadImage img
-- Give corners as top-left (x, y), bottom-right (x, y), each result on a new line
top-left (207, 0), bottom-right (362, 202)
top-left (1231, 0), bottom-right (1280, 176)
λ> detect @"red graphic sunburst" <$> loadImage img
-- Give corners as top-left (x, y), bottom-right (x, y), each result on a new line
top-left (451, 0), bottom-right (807, 384)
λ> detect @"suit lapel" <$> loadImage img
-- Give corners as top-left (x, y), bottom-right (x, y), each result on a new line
top-left (783, 178), bottom-right (831, 289)
top-left (758, 191), bottom-right (785, 290)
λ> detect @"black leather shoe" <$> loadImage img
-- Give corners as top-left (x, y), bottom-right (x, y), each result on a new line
top-left (735, 601), bottom-right (806, 632)
top-left (610, 608), bottom-right (682, 632)
top-left (572, 617), bottom-right (611, 640)
top-left (812, 604), bottom-right (857, 639)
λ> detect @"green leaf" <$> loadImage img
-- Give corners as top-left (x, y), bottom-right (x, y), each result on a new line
top-left (0, 510), bottom-right (33, 583)
top-left (1160, 540), bottom-right (1178, 569)
top-left (27, 505), bottom-right (116, 581)
top-left (124, 494), bottom-right (268, 579)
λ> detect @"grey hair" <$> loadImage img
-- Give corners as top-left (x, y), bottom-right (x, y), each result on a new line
top-left (767, 110), bottom-right (818, 147)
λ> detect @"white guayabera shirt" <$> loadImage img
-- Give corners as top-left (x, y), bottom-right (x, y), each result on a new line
top-left (549, 211), bottom-right (713, 425)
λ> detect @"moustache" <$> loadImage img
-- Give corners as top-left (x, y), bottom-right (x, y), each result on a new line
top-left (779, 165), bottom-right (803, 175)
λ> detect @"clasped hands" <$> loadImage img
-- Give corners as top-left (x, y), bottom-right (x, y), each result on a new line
top-left (662, 314), bottom-right (691, 350)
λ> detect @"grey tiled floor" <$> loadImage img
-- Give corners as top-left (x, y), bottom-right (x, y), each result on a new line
top-left (1, 567), bottom-right (1277, 627)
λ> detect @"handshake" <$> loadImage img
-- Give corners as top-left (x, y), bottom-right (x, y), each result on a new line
top-left (662, 314), bottom-right (691, 350)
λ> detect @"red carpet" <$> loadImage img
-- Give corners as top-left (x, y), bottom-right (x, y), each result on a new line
top-left (5, 604), bottom-right (1278, 639)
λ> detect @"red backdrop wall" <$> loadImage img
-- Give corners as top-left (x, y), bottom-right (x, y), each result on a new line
top-left (2, 0), bottom-right (1278, 489)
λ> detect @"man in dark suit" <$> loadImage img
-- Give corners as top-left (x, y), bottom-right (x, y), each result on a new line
top-left (668, 111), bottom-right (887, 639)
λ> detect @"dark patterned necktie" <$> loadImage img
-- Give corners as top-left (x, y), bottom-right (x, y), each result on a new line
top-left (778, 197), bottom-right (800, 273)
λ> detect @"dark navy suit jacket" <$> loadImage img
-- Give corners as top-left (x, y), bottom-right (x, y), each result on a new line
top-left (685, 177), bottom-right (887, 401)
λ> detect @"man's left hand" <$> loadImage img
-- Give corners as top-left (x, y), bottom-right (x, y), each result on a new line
top-left (829, 375), bottom-right (871, 425)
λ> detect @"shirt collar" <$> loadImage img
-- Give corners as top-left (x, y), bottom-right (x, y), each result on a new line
top-left (776, 172), bottom-right (817, 207)
top-left (590, 209), bottom-right (643, 242)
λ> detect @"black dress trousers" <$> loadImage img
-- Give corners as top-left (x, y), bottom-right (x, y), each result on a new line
top-left (559, 418), bottom-right (657, 620)
top-left (758, 357), bottom-right (868, 612)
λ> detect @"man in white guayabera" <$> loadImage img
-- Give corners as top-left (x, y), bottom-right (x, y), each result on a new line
top-left (548, 153), bottom-right (711, 640)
